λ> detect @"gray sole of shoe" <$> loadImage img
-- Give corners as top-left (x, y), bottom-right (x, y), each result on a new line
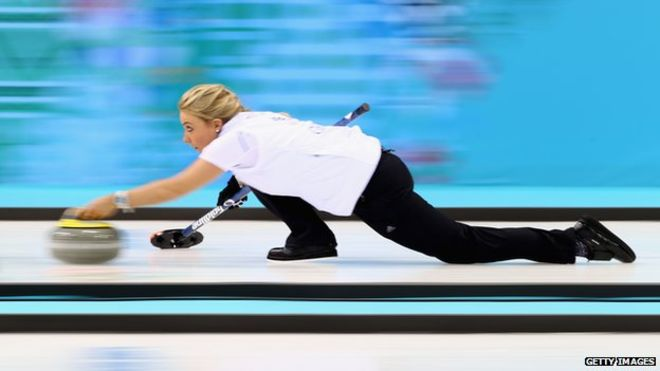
top-left (267, 251), bottom-right (338, 261)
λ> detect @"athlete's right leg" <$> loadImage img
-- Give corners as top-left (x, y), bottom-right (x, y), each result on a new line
top-left (353, 151), bottom-right (578, 264)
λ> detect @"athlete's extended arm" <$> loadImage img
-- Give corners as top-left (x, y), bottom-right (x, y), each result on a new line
top-left (75, 159), bottom-right (223, 220)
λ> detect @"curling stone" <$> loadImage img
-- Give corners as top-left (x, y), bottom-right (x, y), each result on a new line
top-left (50, 219), bottom-right (122, 264)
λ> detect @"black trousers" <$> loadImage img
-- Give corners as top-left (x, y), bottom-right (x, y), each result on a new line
top-left (252, 151), bottom-right (577, 264)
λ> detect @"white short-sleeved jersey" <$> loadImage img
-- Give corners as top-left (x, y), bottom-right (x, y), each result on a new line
top-left (199, 111), bottom-right (382, 216)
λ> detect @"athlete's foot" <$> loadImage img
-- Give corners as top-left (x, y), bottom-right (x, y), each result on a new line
top-left (574, 215), bottom-right (636, 263)
top-left (267, 244), bottom-right (338, 261)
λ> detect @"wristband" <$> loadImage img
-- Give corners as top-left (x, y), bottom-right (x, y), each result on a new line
top-left (113, 190), bottom-right (135, 213)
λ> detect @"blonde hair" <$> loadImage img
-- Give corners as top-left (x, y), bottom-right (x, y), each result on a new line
top-left (178, 84), bottom-right (248, 122)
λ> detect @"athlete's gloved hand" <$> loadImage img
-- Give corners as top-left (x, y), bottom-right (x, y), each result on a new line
top-left (216, 175), bottom-right (248, 208)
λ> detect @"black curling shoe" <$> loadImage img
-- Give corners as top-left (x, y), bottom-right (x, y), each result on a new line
top-left (574, 215), bottom-right (636, 263)
top-left (267, 244), bottom-right (338, 261)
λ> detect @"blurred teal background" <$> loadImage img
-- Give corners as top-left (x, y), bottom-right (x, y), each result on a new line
top-left (1, 0), bottom-right (660, 207)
